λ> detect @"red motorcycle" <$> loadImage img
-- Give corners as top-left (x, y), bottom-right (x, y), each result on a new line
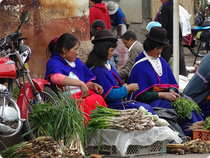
top-left (0, 11), bottom-right (57, 139)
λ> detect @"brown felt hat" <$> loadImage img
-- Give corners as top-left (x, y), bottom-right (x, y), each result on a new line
top-left (145, 26), bottom-right (168, 45)
top-left (92, 29), bottom-right (118, 44)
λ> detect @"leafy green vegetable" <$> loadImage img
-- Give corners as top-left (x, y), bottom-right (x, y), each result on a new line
top-left (171, 98), bottom-right (201, 119)
top-left (203, 117), bottom-right (210, 130)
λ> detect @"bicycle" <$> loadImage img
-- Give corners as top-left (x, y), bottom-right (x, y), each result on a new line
top-left (183, 29), bottom-right (209, 65)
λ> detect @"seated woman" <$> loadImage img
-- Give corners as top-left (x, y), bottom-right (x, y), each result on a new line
top-left (183, 53), bottom-right (210, 119)
top-left (127, 26), bottom-right (203, 136)
top-left (45, 33), bottom-right (107, 121)
top-left (85, 29), bottom-right (155, 114)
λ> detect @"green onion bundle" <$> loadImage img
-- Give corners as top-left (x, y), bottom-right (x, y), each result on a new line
top-left (0, 142), bottom-right (26, 158)
top-left (87, 105), bottom-right (153, 141)
top-left (27, 90), bottom-right (86, 155)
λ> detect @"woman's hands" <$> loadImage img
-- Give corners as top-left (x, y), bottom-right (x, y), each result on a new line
top-left (126, 83), bottom-right (139, 93)
top-left (87, 82), bottom-right (104, 95)
top-left (158, 89), bottom-right (180, 102)
top-left (62, 76), bottom-right (89, 98)
top-left (79, 81), bottom-right (89, 98)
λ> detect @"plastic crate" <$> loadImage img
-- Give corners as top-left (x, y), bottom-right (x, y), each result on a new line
top-left (193, 129), bottom-right (210, 141)
top-left (88, 140), bottom-right (166, 158)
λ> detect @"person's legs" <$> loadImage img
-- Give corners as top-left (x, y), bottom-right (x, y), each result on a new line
top-left (161, 44), bottom-right (173, 62)
top-left (120, 24), bottom-right (127, 36)
top-left (179, 42), bottom-right (187, 76)
top-left (110, 25), bottom-right (116, 32)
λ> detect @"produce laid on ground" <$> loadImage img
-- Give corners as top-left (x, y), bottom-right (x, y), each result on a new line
top-left (171, 97), bottom-right (201, 119)
top-left (1, 136), bottom-right (84, 158)
top-left (167, 139), bottom-right (210, 154)
top-left (0, 91), bottom-right (86, 158)
top-left (167, 117), bottom-right (210, 155)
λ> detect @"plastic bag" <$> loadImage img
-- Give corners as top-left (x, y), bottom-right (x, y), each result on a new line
top-left (155, 118), bottom-right (170, 126)
top-left (179, 5), bottom-right (191, 37)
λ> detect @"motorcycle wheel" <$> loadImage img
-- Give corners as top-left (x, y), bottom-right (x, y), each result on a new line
top-left (21, 85), bottom-right (58, 141)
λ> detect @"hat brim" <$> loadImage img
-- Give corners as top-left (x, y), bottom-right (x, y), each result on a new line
top-left (92, 37), bottom-right (118, 44)
top-left (108, 3), bottom-right (119, 15)
top-left (145, 34), bottom-right (169, 45)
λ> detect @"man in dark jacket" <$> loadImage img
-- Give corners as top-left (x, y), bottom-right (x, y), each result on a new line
top-left (156, 0), bottom-right (187, 76)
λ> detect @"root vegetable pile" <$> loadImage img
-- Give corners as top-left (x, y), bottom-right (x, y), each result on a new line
top-left (187, 117), bottom-right (210, 131)
top-left (167, 139), bottom-right (210, 155)
top-left (0, 136), bottom-right (85, 158)
top-left (187, 121), bottom-right (205, 131)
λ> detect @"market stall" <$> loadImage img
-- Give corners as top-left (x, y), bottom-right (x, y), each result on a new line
top-left (87, 105), bottom-right (182, 157)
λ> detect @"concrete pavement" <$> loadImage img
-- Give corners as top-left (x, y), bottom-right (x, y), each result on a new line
top-left (149, 153), bottom-right (210, 158)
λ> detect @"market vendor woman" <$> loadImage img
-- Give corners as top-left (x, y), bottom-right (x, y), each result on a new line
top-left (127, 26), bottom-right (204, 136)
top-left (45, 33), bottom-right (107, 121)
top-left (86, 29), bottom-right (155, 114)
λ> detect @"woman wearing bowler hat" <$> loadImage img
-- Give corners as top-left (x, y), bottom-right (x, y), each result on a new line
top-left (86, 29), bottom-right (155, 113)
top-left (128, 26), bottom-right (203, 137)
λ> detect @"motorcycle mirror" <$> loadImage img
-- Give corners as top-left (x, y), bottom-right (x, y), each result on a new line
top-left (19, 11), bottom-right (30, 23)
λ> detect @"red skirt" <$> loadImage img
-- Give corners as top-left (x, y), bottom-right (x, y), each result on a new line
top-left (72, 90), bottom-right (107, 122)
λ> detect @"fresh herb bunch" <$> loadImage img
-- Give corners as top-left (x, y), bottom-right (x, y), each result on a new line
top-left (203, 117), bottom-right (210, 130)
top-left (171, 98), bottom-right (201, 119)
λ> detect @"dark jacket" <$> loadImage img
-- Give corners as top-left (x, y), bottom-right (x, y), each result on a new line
top-left (158, 1), bottom-right (182, 41)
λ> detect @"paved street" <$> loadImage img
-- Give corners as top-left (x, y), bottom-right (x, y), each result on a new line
top-left (149, 153), bottom-right (210, 158)
top-left (183, 47), bottom-right (203, 67)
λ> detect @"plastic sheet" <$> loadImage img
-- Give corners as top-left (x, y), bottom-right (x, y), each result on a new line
top-left (88, 126), bottom-right (182, 156)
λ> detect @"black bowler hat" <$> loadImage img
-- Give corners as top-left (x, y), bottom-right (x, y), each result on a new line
top-left (92, 29), bottom-right (118, 44)
top-left (145, 26), bottom-right (168, 45)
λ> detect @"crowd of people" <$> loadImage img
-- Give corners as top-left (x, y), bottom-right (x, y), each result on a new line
top-left (43, 0), bottom-right (210, 142)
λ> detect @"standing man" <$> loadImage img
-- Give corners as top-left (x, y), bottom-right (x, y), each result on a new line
top-left (117, 31), bottom-right (143, 82)
top-left (156, 0), bottom-right (187, 76)
top-left (106, 1), bottom-right (127, 38)
top-left (89, 0), bottom-right (111, 29)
